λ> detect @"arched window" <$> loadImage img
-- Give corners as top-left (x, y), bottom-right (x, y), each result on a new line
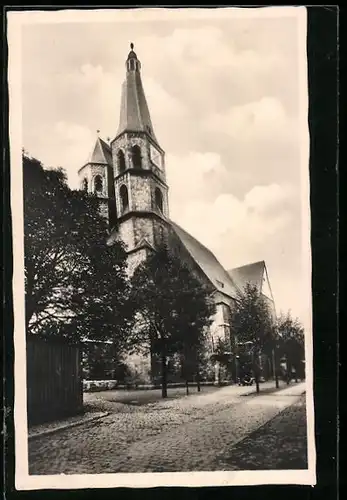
top-left (94, 175), bottom-right (103, 193)
top-left (117, 149), bottom-right (126, 173)
top-left (82, 178), bottom-right (88, 192)
top-left (155, 187), bottom-right (163, 213)
top-left (131, 145), bottom-right (142, 169)
top-left (120, 184), bottom-right (129, 213)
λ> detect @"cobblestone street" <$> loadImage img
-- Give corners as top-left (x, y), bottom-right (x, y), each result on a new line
top-left (28, 382), bottom-right (306, 474)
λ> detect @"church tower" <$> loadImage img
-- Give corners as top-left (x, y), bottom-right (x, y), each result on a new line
top-left (109, 43), bottom-right (169, 274)
top-left (78, 134), bottom-right (117, 227)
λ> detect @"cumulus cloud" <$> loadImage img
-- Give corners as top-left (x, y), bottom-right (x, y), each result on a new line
top-left (166, 151), bottom-right (229, 205)
top-left (171, 185), bottom-right (294, 258)
top-left (205, 97), bottom-right (295, 144)
top-left (245, 183), bottom-right (296, 212)
top-left (143, 76), bottom-right (189, 120)
top-left (167, 150), bottom-right (296, 268)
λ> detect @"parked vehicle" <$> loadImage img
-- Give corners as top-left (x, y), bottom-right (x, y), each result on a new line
top-left (238, 374), bottom-right (254, 386)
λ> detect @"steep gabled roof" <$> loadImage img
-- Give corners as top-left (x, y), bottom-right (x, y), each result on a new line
top-left (169, 220), bottom-right (239, 299)
top-left (227, 261), bottom-right (265, 293)
top-left (80, 137), bottom-right (112, 171)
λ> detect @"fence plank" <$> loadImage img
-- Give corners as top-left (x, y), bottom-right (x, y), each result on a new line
top-left (27, 337), bottom-right (83, 426)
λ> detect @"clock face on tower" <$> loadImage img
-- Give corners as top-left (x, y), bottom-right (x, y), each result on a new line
top-left (150, 144), bottom-right (163, 170)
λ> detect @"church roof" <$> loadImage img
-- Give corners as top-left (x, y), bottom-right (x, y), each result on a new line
top-left (169, 220), bottom-right (240, 299)
top-left (116, 44), bottom-right (159, 143)
top-left (80, 136), bottom-right (112, 171)
top-left (227, 261), bottom-right (266, 293)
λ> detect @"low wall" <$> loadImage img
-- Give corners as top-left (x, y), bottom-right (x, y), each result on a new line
top-left (83, 380), bottom-right (216, 392)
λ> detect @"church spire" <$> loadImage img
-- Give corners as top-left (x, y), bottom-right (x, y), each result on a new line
top-left (115, 43), bottom-right (159, 144)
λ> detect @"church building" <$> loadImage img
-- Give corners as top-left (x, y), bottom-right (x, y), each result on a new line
top-left (78, 44), bottom-right (276, 384)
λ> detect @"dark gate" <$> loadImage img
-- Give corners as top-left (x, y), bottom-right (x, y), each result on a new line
top-left (27, 336), bottom-right (83, 425)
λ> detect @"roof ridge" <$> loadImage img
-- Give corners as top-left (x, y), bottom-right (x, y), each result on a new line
top-left (169, 220), bottom-right (218, 260)
top-left (169, 219), bottom-right (239, 299)
top-left (98, 136), bottom-right (111, 151)
top-left (227, 260), bottom-right (265, 273)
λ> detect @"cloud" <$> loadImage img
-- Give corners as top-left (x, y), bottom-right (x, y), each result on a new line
top-left (166, 151), bottom-right (229, 205)
top-left (172, 188), bottom-right (293, 258)
top-left (25, 122), bottom-right (95, 189)
top-left (245, 183), bottom-right (296, 212)
top-left (205, 97), bottom-right (295, 144)
top-left (167, 150), bottom-right (296, 265)
top-left (143, 76), bottom-right (189, 120)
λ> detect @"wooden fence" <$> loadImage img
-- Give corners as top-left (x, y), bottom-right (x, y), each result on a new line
top-left (27, 337), bottom-right (83, 426)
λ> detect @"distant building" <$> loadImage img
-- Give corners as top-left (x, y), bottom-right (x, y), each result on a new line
top-left (78, 44), bottom-right (276, 383)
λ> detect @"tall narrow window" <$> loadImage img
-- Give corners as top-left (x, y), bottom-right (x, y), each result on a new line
top-left (94, 175), bottom-right (103, 193)
top-left (131, 145), bottom-right (142, 169)
top-left (82, 178), bottom-right (88, 192)
top-left (117, 149), bottom-right (126, 173)
top-left (155, 187), bottom-right (163, 213)
top-left (120, 184), bottom-right (129, 213)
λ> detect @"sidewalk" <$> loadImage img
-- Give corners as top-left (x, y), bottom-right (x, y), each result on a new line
top-left (28, 411), bottom-right (108, 440)
top-left (215, 394), bottom-right (308, 470)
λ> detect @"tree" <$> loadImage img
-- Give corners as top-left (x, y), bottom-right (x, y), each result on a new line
top-left (23, 153), bottom-right (131, 350)
top-left (276, 312), bottom-right (305, 383)
top-left (211, 337), bottom-right (233, 386)
top-left (230, 282), bottom-right (274, 393)
top-left (129, 245), bottom-right (216, 398)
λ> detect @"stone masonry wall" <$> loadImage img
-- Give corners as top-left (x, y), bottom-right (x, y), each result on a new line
top-left (112, 133), bottom-right (150, 176)
top-left (129, 176), bottom-right (152, 212)
top-left (117, 218), bottom-right (135, 251)
top-left (78, 163), bottom-right (108, 197)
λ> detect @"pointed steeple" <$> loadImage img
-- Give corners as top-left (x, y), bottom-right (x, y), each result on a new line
top-left (115, 43), bottom-right (158, 144)
top-left (83, 135), bottom-right (112, 167)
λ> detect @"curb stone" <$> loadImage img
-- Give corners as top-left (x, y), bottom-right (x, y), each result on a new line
top-left (28, 412), bottom-right (109, 440)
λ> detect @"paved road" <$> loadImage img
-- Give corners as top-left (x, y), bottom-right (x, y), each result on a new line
top-left (83, 384), bottom-right (220, 409)
top-left (29, 382), bottom-right (306, 474)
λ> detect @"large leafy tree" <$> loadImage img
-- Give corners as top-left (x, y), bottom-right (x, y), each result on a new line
top-left (129, 245), bottom-right (216, 398)
top-left (23, 153), bottom-right (131, 349)
top-left (230, 282), bottom-right (274, 393)
top-left (276, 312), bottom-right (305, 383)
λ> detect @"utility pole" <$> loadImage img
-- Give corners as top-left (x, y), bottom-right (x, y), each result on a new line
top-left (272, 345), bottom-right (279, 389)
top-left (235, 344), bottom-right (239, 385)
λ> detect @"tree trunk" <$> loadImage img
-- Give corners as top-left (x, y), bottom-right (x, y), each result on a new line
top-left (286, 359), bottom-right (291, 385)
top-left (186, 379), bottom-right (189, 395)
top-left (161, 354), bottom-right (167, 398)
top-left (253, 353), bottom-right (260, 394)
top-left (255, 375), bottom-right (260, 394)
top-left (196, 370), bottom-right (201, 392)
top-left (294, 364), bottom-right (298, 383)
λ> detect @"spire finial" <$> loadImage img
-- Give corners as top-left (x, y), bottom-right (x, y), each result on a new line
top-left (130, 42), bottom-right (134, 50)
top-left (96, 129), bottom-right (100, 136)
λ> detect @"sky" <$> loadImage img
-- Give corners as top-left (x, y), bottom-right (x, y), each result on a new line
top-left (20, 8), bottom-right (311, 332)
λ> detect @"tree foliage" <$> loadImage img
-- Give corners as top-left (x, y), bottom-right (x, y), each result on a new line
top-left (129, 245), bottom-right (216, 397)
top-left (23, 153), bottom-right (131, 346)
top-left (230, 282), bottom-right (274, 392)
top-left (276, 311), bottom-right (305, 380)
